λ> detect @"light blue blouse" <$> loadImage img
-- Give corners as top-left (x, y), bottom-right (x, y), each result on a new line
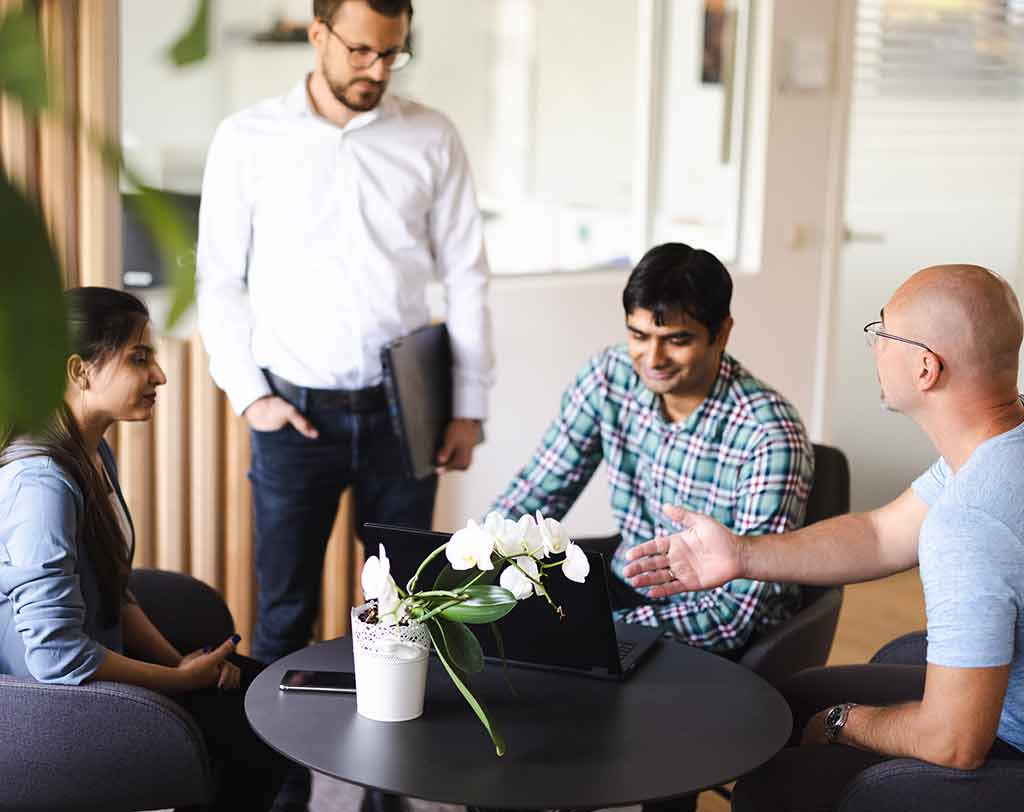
top-left (0, 442), bottom-right (129, 684)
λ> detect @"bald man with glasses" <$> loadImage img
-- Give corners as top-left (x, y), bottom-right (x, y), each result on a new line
top-left (626, 264), bottom-right (1024, 811)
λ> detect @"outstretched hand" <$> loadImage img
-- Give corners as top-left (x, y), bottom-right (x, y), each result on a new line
top-left (622, 504), bottom-right (746, 597)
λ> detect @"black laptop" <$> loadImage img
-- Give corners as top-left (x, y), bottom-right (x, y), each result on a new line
top-left (362, 523), bottom-right (662, 680)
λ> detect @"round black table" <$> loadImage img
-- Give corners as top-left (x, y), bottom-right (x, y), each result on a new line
top-left (245, 637), bottom-right (791, 809)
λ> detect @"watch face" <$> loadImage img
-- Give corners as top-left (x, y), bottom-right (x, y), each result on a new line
top-left (826, 705), bottom-right (843, 727)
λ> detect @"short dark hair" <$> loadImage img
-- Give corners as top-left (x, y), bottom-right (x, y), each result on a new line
top-left (314, 0), bottom-right (414, 25)
top-left (622, 242), bottom-right (733, 340)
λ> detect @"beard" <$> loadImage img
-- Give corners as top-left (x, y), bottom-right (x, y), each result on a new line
top-left (326, 74), bottom-right (387, 112)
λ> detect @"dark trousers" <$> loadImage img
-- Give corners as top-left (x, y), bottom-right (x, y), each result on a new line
top-left (249, 395), bottom-right (437, 809)
top-left (732, 663), bottom-right (1024, 811)
top-left (174, 654), bottom-right (290, 812)
top-left (249, 400), bottom-right (438, 664)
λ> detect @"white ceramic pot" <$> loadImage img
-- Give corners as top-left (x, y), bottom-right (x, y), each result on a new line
top-left (350, 602), bottom-right (430, 722)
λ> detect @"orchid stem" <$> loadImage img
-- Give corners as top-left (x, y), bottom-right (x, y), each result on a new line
top-left (406, 541), bottom-right (451, 594)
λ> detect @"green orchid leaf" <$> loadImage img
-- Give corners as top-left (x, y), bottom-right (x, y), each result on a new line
top-left (122, 186), bottom-right (197, 330)
top-left (0, 172), bottom-right (68, 432)
top-left (426, 620), bottom-right (506, 756)
top-left (439, 585), bottom-right (517, 625)
top-left (433, 563), bottom-right (496, 591)
top-left (0, 7), bottom-right (49, 113)
top-left (167, 0), bottom-right (210, 67)
top-left (435, 617), bottom-right (484, 674)
top-left (488, 622), bottom-right (519, 697)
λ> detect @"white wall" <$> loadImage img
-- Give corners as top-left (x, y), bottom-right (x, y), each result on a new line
top-left (434, 0), bottom-right (852, 534)
top-left (122, 0), bottom-right (852, 535)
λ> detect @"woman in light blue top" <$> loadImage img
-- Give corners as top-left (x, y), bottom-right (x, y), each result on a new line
top-left (0, 287), bottom-right (287, 811)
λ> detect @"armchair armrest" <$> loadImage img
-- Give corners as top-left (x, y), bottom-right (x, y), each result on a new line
top-left (869, 631), bottom-right (926, 666)
top-left (0, 674), bottom-right (214, 811)
top-left (740, 586), bottom-right (844, 687)
top-left (837, 757), bottom-right (1024, 812)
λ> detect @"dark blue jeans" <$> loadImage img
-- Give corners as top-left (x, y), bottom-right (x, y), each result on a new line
top-left (248, 400), bottom-right (437, 666)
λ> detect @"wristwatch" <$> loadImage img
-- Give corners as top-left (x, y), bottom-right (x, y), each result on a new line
top-left (824, 702), bottom-right (857, 743)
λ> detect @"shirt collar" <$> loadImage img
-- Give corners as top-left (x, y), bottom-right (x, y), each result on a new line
top-left (287, 74), bottom-right (400, 131)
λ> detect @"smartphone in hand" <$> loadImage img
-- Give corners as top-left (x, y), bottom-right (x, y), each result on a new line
top-left (279, 669), bottom-right (357, 693)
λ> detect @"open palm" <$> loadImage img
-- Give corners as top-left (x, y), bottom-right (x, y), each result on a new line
top-left (622, 505), bottom-right (744, 598)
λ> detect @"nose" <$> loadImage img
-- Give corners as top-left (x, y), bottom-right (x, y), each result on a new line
top-left (367, 57), bottom-right (389, 82)
top-left (152, 361), bottom-right (168, 386)
top-left (645, 340), bottom-right (666, 368)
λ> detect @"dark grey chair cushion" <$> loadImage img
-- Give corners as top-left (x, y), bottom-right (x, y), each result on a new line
top-left (870, 630), bottom-right (927, 666)
top-left (0, 569), bottom-right (229, 811)
top-left (836, 630), bottom-right (1024, 812)
top-left (837, 757), bottom-right (1024, 812)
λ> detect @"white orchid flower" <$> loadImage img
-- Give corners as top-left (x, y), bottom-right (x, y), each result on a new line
top-left (362, 544), bottom-right (394, 599)
top-left (483, 511), bottom-right (525, 558)
top-left (362, 545), bottom-right (404, 625)
top-left (516, 514), bottom-right (545, 557)
top-left (376, 578), bottom-right (403, 626)
top-left (499, 555), bottom-right (541, 600)
top-left (562, 541), bottom-right (590, 583)
top-left (536, 511), bottom-right (571, 556)
top-left (445, 519), bottom-right (496, 571)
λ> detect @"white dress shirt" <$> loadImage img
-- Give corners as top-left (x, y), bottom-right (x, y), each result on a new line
top-left (196, 77), bottom-right (494, 419)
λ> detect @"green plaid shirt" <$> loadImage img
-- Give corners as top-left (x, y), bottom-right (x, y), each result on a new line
top-left (490, 346), bottom-right (813, 653)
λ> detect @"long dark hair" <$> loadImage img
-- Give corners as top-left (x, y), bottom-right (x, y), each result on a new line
top-left (0, 287), bottom-right (150, 626)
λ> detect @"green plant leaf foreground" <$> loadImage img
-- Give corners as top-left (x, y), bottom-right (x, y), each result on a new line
top-left (167, 0), bottom-right (210, 67)
top-left (426, 620), bottom-right (506, 757)
top-left (122, 186), bottom-right (197, 330)
top-left (438, 585), bottom-right (517, 624)
top-left (0, 172), bottom-right (69, 432)
top-left (0, 8), bottom-right (49, 113)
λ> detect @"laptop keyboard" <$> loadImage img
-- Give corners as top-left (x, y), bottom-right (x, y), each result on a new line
top-left (618, 639), bottom-right (638, 659)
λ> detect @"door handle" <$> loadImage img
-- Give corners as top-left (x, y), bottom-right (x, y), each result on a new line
top-left (843, 226), bottom-right (886, 244)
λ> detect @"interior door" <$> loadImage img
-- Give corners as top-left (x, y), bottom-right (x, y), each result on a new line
top-left (829, 0), bottom-right (1024, 510)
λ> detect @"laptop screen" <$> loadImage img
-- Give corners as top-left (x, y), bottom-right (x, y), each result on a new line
top-left (362, 524), bottom-right (622, 676)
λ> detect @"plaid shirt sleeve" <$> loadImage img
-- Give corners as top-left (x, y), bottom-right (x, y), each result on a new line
top-left (489, 356), bottom-right (607, 521)
top-left (615, 425), bottom-right (814, 652)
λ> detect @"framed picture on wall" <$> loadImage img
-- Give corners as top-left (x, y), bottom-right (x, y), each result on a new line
top-left (702, 0), bottom-right (733, 84)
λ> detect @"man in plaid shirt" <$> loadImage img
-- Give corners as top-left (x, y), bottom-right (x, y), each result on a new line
top-left (490, 242), bottom-right (814, 655)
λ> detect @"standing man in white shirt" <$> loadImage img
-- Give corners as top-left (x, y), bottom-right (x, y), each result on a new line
top-left (197, 2), bottom-right (492, 807)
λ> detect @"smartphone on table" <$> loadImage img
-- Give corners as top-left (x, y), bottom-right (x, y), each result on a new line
top-left (279, 669), bottom-right (357, 693)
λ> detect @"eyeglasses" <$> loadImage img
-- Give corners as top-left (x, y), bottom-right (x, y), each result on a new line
top-left (863, 321), bottom-right (944, 370)
top-left (319, 20), bottom-right (413, 71)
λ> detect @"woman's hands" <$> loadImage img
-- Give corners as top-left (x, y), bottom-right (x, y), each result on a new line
top-left (177, 634), bottom-right (241, 692)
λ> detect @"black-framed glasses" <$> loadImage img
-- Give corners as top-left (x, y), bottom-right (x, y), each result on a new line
top-left (863, 321), bottom-right (944, 370)
top-left (319, 20), bottom-right (413, 71)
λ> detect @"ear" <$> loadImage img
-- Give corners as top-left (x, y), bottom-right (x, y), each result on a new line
top-left (66, 355), bottom-right (89, 390)
top-left (916, 350), bottom-right (943, 391)
top-left (714, 316), bottom-right (735, 349)
top-left (308, 17), bottom-right (326, 51)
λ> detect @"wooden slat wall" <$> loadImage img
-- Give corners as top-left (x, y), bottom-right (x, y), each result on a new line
top-left (2, 0), bottom-right (364, 658)
top-left (76, 0), bottom-right (119, 288)
top-left (38, 0), bottom-right (77, 284)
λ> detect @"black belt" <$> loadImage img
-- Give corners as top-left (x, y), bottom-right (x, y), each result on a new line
top-left (265, 371), bottom-right (387, 412)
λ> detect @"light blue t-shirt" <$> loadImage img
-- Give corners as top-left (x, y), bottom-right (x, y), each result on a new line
top-left (912, 422), bottom-right (1024, 753)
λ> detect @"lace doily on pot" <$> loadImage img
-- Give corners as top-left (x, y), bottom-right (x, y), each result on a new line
top-left (351, 602), bottom-right (430, 661)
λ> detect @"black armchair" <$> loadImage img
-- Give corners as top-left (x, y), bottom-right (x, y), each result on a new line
top-left (835, 630), bottom-right (1024, 812)
top-left (0, 568), bottom-right (233, 812)
top-left (738, 443), bottom-right (850, 686)
top-left (580, 444), bottom-right (850, 688)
